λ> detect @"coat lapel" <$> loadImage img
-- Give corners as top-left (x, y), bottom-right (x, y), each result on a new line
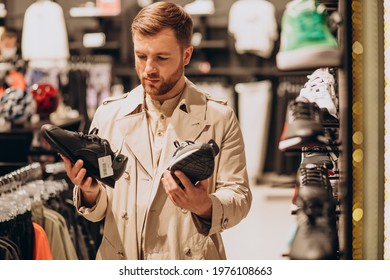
top-left (115, 86), bottom-right (154, 178)
top-left (149, 81), bottom-right (209, 202)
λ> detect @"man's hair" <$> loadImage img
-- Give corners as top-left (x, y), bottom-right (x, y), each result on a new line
top-left (131, 2), bottom-right (193, 48)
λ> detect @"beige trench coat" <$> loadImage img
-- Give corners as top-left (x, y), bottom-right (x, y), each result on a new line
top-left (73, 78), bottom-right (252, 260)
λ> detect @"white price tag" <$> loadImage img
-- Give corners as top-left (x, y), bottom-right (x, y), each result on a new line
top-left (98, 155), bottom-right (114, 178)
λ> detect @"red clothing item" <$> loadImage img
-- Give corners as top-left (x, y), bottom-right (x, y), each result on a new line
top-left (33, 222), bottom-right (53, 260)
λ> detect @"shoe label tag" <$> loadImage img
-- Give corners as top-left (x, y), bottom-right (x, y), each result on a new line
top-left (98, 155), bottom-right (114, 178)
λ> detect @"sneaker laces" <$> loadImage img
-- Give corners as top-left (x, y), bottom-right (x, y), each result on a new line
top-left (303, 146), bottom-right (327, 155)
top-left (299, 166), bottom-right (329, 187)
top-left (77, 128), bottom-right (109, 155)
top-left (299, 167), bottom-right (331, 220)
top-left (172, 140), bottom-right (195, 157)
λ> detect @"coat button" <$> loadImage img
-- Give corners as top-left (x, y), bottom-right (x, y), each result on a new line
top-left (184, 248), bottom-right (192, 256)
top-left (117, 251), bottom-right (124, 258)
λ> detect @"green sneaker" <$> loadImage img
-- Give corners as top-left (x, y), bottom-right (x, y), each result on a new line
top-left (276, 0), bottom-right (342, 71)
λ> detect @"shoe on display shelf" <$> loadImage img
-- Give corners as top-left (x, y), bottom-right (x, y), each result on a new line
top-left (298, 67), bottom-right (339, 119)
top-left (184, 0), bottom-right (215, 16)
top-left (168, 139), bottom-right (219, 189)
top-left (40, 124), bottom-right (128, 188)
top-left (289, 165), bottom-right (339, 259)
top-left (278, 100), bottom-right (328, 152)
top-left (289, 199), bottom-right (339, 259)
top-left (276, 0), bottom-right (342, 71)
top-left (292, 164), bottom-right (335, 209)
top-left (300, 145), bottom-right (334, 170)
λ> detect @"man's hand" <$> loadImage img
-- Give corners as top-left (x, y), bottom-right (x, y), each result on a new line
top-left (60, 154), bottom-right (100, 207)
top-left (161, 170), bottom-right (212, 220)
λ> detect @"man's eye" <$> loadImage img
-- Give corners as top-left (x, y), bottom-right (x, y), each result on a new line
top-left (137, 55), bottom-right (146, 60)
top-left (158, 57), bottom-right (168, 61)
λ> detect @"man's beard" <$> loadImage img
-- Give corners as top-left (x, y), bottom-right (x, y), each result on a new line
top-left (138, 63), bottom-right (184, 97)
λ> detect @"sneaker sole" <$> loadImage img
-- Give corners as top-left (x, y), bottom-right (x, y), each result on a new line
top-left (276, 46), bottom-right (342, 71)
top-left (40, 127), bottom-right (115, 188)
top-left (279, 134), bottom-right (328, 152)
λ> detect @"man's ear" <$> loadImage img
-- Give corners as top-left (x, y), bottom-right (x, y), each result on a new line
top-left (183, 45), bottom-right (193, 66)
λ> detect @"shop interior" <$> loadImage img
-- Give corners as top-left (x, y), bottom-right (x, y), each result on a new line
top-left (0, 0), bottom-right (386, 260)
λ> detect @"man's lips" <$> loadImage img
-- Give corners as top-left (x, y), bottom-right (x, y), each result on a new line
top-left (144, 78), bottom-right (159, 84)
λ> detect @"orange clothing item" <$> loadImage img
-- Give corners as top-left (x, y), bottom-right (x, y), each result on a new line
top-left (0, 70), bottom-right (26, 98)
top-left (32, 222), bottom-right (53, 260)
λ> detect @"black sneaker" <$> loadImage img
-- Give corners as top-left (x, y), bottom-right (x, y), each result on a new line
top-left (289, 165), bottom-right (339, 260)
top-left (40, 124), bottom-right (128, 188)
top-left (300, 146), bottom-right (334, 170)
top-left (168, 139), bottom-right (219, 189)
top-left (279, 100), bottom-right (328, 152)
top-left (289, 203), bottom-right (339, 260)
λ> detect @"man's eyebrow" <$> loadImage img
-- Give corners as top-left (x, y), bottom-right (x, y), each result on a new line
top-left (134, 50), bottom-right (172, 56)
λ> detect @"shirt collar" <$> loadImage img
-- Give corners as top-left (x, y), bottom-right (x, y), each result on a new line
top-left (144, 86), bottom-right (185, 117)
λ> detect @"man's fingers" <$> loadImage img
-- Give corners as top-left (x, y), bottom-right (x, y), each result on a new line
top-left (174, 170), bottom-right (192, 188)
top-left (60, 154), bottom-right (72, 169)
top-left (74, 168), bottom-right (87, 186)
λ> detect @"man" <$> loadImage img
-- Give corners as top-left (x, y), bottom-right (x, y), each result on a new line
top-left (62, 1), bottom-right (252, 260)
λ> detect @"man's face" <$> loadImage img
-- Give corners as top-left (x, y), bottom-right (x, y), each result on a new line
top-left (0, 36), bottom-right (16, 49)
top-left (133, 28), bottom-right (192, 101)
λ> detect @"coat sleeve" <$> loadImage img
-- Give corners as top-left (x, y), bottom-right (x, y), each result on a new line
top-left (194, 106), bottom-right (252, 236)
top-left (73, 183), bottom-right (107, 222)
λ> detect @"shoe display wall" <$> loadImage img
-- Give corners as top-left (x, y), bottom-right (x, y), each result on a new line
top-left (276, 0), bottom-right (348, 260)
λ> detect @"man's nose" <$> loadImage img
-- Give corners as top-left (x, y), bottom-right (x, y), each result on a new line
top-left (145, 59), bottom-right (157, 74)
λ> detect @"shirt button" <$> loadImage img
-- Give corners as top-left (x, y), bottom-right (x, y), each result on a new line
top-left (117, 251), bottom-right (124, 258)
top-left (121, 211), bottom-right (128, 220)
top-left (184, 248), bottom-right (192, 256)
top-left (160, 114), bottom-right (165, 120)
top-left (124, 171), bottom-right (130, 180)
top-left (157, 131), bottom-right (163, 137)
top-left (181, 208), bottom-right (188, 214)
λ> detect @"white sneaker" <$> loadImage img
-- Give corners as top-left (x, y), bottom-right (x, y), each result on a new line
top-left (298, 68), bottom-right (338, 119)
top-left (184, 0), bottom-right (215, 16)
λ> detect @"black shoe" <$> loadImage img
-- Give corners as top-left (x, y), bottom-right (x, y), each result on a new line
top-left (168, 139), bottom-right (219, 189)
top-left (300, 146), bottom-right (334, 170)
top-left (289, 165), bottom-right (339, 260)
top-left (289, 205), bottom-right (339, 260)
top-left (40, 124), bottom-right (128, 188)
top-left (279, 100), bottom-right (328, 152)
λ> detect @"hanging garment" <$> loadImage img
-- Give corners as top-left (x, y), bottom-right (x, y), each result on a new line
top-left (235, 80), bottom-right (273, 184)
top-left (228, 0), bottom-right (278, 58)
top-left (32, 222), bottom-right (53, 260)
top-left (0, 237), bottom-right (21, 260)
top-left (42, 206), bottom-right (78, 260)
top-left (86, 62), bottom-right (111, 119)
top-left (21, 0), bottom-right (69, 70)
top-left (67, 68), bottom-right (89, 127)
top-left (0, 212), bottom-right (35, 260)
